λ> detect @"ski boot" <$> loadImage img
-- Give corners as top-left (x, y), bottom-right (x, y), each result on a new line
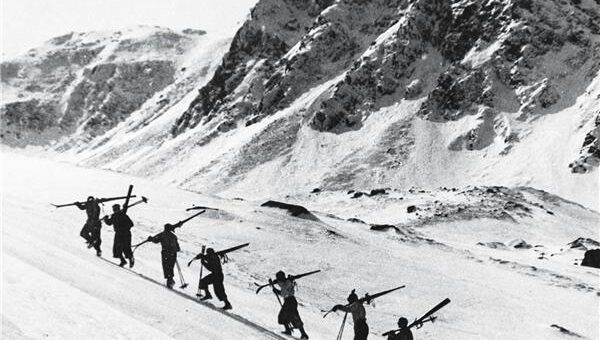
top-left (96, 250), bottom-right (102, 257)
top-left (222, 300), bottom-right (232, 310)
top-left (299, 326), bottom-right (309, 339)
top-left (128, 256), bottom-right (135, 268)
top-left (166, 278), bottom-right (175, 289)
top-left (200, 291), bottom-right (212, 301)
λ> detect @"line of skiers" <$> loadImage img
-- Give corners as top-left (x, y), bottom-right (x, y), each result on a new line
top-left (60, 193), bottom-right (445, 340)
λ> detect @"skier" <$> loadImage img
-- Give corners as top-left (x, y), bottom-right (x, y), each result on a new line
top-left (76, 196), bottom-right (102, 256)
top-left (103, 203), bottom-right (135, 267)
top-left (197, 247), bottom-right (232, 310)
top-left (271, 270), bottom-right (309, 339)
top-left (386, 317), bottom-right (413, 340)
top-left (147, 223), bottom-right (181, 288)
top-left (331, 290), bottom-right (369, 340)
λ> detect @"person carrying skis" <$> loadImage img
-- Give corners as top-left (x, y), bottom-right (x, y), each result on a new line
top-left (387, 317), bottom-right (413, 340)
top-left (271, 270), bottom-right (309, 339)
top-left (147, 223), bottom-right (181, 288)
top-left (197, 248), bottom-right (232, 310)
top-left (76, 196), bottom-right (102, 256)
top-left (103, 203), bottom-right (135, 267)
top-left (331, 290), bottom-right (369, 340)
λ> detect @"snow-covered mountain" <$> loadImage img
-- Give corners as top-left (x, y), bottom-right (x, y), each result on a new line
top-left (1, 26), bottom-right (227, 146)
top-left (1, 0), bottom-right (599, 210)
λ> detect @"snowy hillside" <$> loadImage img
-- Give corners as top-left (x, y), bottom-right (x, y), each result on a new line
top-left (1, 26), bottom-right (228, 147)
top-left (2, 151), bottom-right (598, 339)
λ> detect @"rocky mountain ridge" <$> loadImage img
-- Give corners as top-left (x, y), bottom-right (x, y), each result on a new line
top-left (1, 26), bottom-right (209, 145)
top-left (1, 0), bottom-right (599, 209)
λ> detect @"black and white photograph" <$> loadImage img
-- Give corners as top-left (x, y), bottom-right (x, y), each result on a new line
top-left (1, 0), bottom-right (599, 339)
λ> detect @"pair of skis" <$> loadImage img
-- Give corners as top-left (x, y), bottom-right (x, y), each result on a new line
top-left (51, 194), bottom-right (137, 208)
top-left (131, 210), bottom-right (206, 253)
top-left (188, 243), bottom-right (250, 297)
top-left (254, 270), bottom-right (322, 294)
top-left (381, 298), bottom-right (451, 336)
top-left (322, 285), bottom-right (406, 318)
top-left (255, 269), bottom-right (321, 333)
top-left (323, 285), bottom-right (404, 340)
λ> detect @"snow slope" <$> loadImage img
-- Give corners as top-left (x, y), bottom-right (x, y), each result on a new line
top-left (2, 151), bottom-right (598, 339)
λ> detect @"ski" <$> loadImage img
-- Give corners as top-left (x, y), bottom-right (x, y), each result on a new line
top-left (188, 243), bottom-right (250, 267)
top-left (123, 185), bottom-right (134, 213)
top-left (382, 298), bottom-right (451, 336)
top-left (132, 210), bottom-right (205, 253)
top-left (51, 195), bottom-right (136, 208)
top-left (255, 270), bottom-right (321, 294)
top-left (323, 285), bottom-right (405, 318)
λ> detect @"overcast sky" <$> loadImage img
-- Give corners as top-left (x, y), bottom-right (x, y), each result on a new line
top-left (1, 0), bottom-right (257, 58)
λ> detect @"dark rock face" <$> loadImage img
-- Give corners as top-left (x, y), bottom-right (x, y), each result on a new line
top-left (171, 0), bottom-right (330, 135)
top-left (581, 249), bottom-right (600, 268)
top-left (63, 61), bottom-right (175, 136)
top-left (570, 113), bottom-right (600, 173)
top-left (171, 0), bottom-right (599, 181)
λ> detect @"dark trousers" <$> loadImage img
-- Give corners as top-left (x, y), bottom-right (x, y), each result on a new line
top-left (161, 251), bottom-right (177, 279)
top-left (354, 318), bottom-right (369, 340)
top-left (200, 272), bottom-right (228, 301)
top-left (113, 232), bottom-right (133, 259)
top-left (80, 221), bottom-right (101, 251)
top-left (278, 296), bottom-right (303, 328)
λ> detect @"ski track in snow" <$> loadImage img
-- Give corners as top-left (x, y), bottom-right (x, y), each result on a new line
top-left (2, 151), bottom-right (599, 340)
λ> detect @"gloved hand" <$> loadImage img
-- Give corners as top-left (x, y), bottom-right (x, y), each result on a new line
top-left (147, 236), bottom-right (153, 241)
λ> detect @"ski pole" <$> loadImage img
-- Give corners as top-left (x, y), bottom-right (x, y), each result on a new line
top-left (196, 245), bottom-right (206, 297)
top-left (175, 259), bottom-right (188, 289)
top-left (132, 239), bottom-right (150, 253)
top-left (336, 312), bottom-right (348, 340)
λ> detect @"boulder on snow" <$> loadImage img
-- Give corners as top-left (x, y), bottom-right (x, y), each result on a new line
top-left (351, 191), bottom-right (367, 199)
top-left (477, 241), bottom-right (507, 249)
top-left (568, 237), bottom-right (600, 250)
top-left (370, 224), bottom-right (399, 232)
top-left (508, 239), bottom-right (532, 249)
top-left (368, 188), bottom-right (387, 196)
top-left (550, 324), bottom-right (584, 338)
top-left (581, 249), bottom-right (600, 269)
top-left (260, 200), bottom-right (319, 221)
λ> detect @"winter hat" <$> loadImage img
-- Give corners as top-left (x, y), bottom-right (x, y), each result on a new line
top-left (347, 289), bottom-right (358, 303)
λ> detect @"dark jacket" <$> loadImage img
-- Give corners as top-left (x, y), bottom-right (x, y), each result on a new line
top-left (387, 329), bottom-right (413, 340)
top-left (77, 201), bottom-right (100, 221)
top-left (151, 231), bottom-right (180, 253)
top-left (200, 253), bottom-right (223, 274)
top-left (104, 211), bottom-right (134, 234)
